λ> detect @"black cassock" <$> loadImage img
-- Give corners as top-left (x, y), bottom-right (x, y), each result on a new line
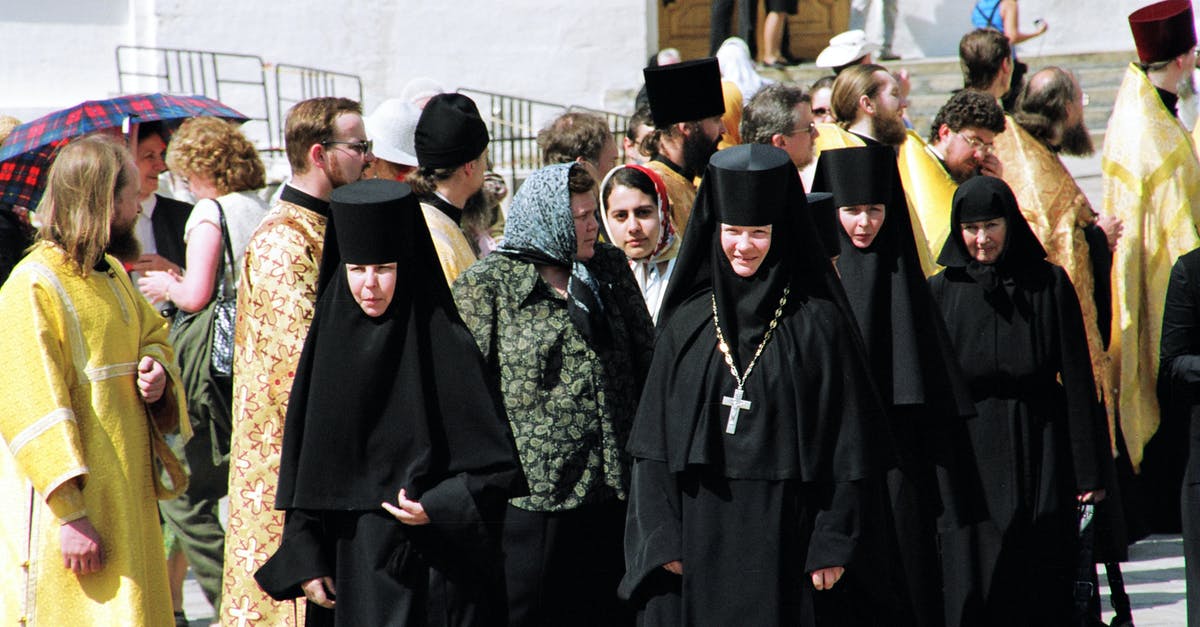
top-left (619, 145), bottom-right (886, 627)
top-left (929, 176), bottom-right (1110, 627)
top-left (620, 291), bottom-right (884, 627)
top-left (255, 181), bottom-right (526, 627)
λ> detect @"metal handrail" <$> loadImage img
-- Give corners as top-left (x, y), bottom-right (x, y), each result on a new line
top-left (457, 88), bottom-right (630, 185)
top-left (115, 45), bottom-right (274, 149)
top-left (273, 64), bottom-right (364, 148)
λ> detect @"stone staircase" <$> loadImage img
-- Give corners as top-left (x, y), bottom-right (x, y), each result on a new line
top-left (762, 50), bottom-right (1138, 143)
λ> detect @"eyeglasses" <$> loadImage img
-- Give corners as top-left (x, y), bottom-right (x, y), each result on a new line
top-left (1080, 92), bottom-right (1091, 106)
top-left (790, 122), bottom-right (817, 136)
top-left (955, 132), bottom-right (994, 155)
top-left (321, 139), bottom-right (373, 155)
top-left (811, 107), bottom-right (831, 117)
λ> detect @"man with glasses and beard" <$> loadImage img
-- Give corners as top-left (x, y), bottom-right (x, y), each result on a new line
top-left (641, 57), bottom-right (726, 238)
top-left (1103, 0), bottom-right (1200, 538)
top-left (221, 96), bottom-right (373, 627)
top-left (897, 89), bottom-right (1006, 274)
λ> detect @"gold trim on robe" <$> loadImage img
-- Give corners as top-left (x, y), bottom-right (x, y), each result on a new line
top-left (220, 200), bottom-right (324, 627)
top-left (419, 201), bottom-right (479, 287)
top-left (0, 243), bottom-right (186, 626)
top-left (645, 160), bottom-right (698, 239)
top-left (1102, 63), bottom-right (1200, 470)
top-left (897, 130), bottom-right (954, 277)
top-left (993, 115), bottom-right (1116, 449)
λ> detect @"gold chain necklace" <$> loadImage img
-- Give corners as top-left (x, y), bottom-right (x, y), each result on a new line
top-left (710, 284), bottom-right (790, 434)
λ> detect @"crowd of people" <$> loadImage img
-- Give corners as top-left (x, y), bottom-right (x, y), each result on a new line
top-left (4, 0), bottom-right (1200, 626)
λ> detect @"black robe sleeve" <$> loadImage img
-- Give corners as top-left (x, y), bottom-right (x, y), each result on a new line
top-left (255, 509), bottom-right (331, 600)
top-left (1050, 266), bottom-right (1109, 493)
top-left (618, 459), bottom-right (683, 600)
top-left (1162, 252), bottom-right (1200, 387)
top-left (805, 479), bottom-right (865, 572)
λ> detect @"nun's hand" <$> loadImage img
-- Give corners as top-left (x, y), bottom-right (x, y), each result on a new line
top-left (1079, 489), bottom-right (1106, 504)
top-left (662, 560), bottom-right (683, 575)
top-left (1096, 214), bottom-right (1123, 251)
top-left (811, 566), bottom-right (845, 590)
top-left (382, 488), bottom-right (430, 526)
top-left (302, 576), bottom-right (336, 609)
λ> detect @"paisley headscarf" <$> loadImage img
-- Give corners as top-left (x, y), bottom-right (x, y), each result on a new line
top-left (497, 162), bottom-right (609, 343)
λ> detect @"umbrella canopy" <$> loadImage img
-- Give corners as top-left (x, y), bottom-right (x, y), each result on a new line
top-left (0, 93), bottom-right (248, 209)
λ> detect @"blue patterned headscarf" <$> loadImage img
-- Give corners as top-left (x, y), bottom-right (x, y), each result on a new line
top-left (498, 162), bottom-right (608, 344)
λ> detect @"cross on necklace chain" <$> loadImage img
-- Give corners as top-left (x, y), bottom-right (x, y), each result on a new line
top-left (722, 386), bottom-right (752, 434)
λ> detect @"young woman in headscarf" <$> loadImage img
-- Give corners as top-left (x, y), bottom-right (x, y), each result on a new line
top-left (812, 145), bottom-right (979, 627)
top-left (620, 144), bottom-right (888, 627)
top-left (255, 180), bottom-right (527, 626)
top-left (451, 162), bottom-right (655, 626)
top-left (599, 164), bottom-right (680, 324)
top-left (928, 175), bottom-right (1111, 627)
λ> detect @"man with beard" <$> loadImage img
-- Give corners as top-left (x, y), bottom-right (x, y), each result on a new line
top-left (993, 67), bottom-right (1119, 444)
top-left (1104, 0), bottom-right (1200, 534)
top-left (641, 57), bottom-right (726, 237)
top-left (898, 89), bottom-right (1005, 272)
top-left (819, 63), bottom-right (908, 149)
top-left (0, 135), bottom-right (188, 626)
top-left (220, 96), bottom-right (372, 627)
top-left (406, 92), bottom-right (490, 286)
top-left (740, 83), bottom-right (820, 175)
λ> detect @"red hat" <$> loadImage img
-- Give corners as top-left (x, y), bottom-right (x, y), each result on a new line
top-left (1129, 0), bottom-right (1197, 64)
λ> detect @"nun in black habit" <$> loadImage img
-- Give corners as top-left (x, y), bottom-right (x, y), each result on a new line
top-left (255, 180), bottom-right (527, 626)
top-left (619, 144), bottom-right (888, 627)
top-left (928, 176), bottom-right (1111, 627)
top-left (811, 145), bottom-right (979, 627)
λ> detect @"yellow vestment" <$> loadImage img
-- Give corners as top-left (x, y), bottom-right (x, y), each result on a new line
top-left (993, 115), bottom-right (1115, 445)
top-left (645, 159), bottom-right (698, 238)
top-left (219, 199), bottom-right (324, 626)
top-left (895, 130), bottom-right (951, 276)
top-left (0, 243), bottom-right (186, 626)
top-left (1102, 64), bottom-right (1200, 469)
top-left (420, 201), bottom-right (479, 287)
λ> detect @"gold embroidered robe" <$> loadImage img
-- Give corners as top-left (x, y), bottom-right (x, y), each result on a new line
top-left (219, 200), bottom-right (324, 626)
top-left (645, 160), bottom-right (698, 238)
top-left (993, 115), bottom-right (1115, 445)
top-left (895, 129), bottom-right (950, 277)
top-left (1102, 64), bottom-right (1200, 469)
top-left (0, 243), bottom-right (186, 626)
top-left (419, 201), bottom-right (479, 287)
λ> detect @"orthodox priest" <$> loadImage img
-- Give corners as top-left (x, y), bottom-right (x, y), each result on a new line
top-left (0, 135), bottom-right (189, 626)
top-left (812, 145), bottom-right (978, 627)
top-left (620, 144), bottom-right (887, 626)
top-left (929, 176), bottom-right (1111, 626)
top-left (256, 180), bottom-right (526, 626)
top-left (221, 97), bottom-right (370, 626)
top-left (1103, 0), bottom-right (1200, 486)
top-left (641, 57), bottom-right (726, 237)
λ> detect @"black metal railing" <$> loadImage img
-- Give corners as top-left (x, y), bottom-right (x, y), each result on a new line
top-left (273, 64), bottom-right (364, 148)
top-left (457, 88), bottom-right (630, 185)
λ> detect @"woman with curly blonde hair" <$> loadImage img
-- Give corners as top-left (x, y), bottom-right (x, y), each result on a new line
top-left (138, 116), bottom-right (267, 311)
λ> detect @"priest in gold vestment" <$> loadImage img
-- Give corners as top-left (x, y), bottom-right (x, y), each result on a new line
top-left (0, 136), bottom-right (188, 626)
top-left (1102, 8), bottom-right (1200, 470)
top-left (994, 67), bottom-right (1117, 443)
top-left (220, 97), bottom-right (372, 626)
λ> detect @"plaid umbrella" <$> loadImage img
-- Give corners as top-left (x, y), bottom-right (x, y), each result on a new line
top-left (0, 93), bottom-right (248, 209)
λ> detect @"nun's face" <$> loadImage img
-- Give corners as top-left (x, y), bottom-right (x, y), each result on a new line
top-left (572, 191), bottom-right (599, 262)
top-left (605, 184), bottom-right (662, 260)
top-left (838, 204), bottom-right (885, 248)
top-left (720, 223), bottom-right (773, 277)
top-left (960, 217), bottom-right (1007, 264)
top-left (346, 263), bottom-right (398, 317)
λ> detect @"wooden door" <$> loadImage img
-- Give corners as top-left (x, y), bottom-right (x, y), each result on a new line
top-left (658, 0), bottom-right (849, 63)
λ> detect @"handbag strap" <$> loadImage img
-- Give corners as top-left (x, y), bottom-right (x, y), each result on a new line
top-left (211, 199), bottom-right (235, 301)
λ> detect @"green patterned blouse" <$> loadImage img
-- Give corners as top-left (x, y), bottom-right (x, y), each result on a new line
top-left (452, 244), bottom-right (655, 512)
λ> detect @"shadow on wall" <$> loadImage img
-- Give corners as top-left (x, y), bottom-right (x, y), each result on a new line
top-left (6, 0), bottom-right (128, 25)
